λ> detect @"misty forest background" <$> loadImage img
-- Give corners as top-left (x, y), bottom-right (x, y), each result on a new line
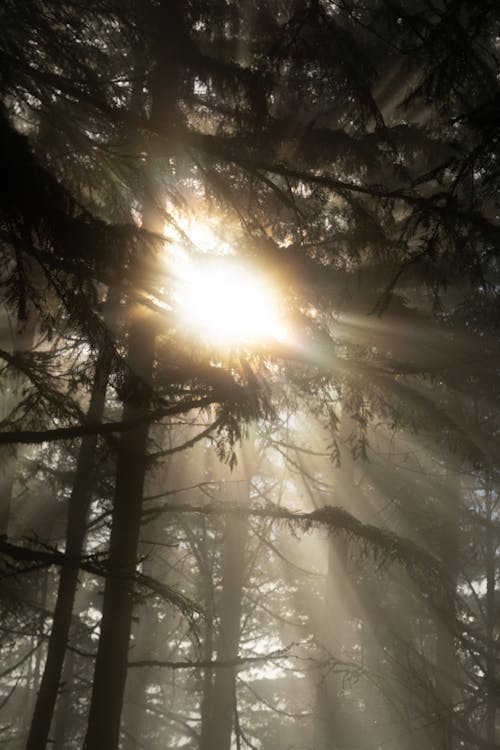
top-left (0, 1), bottom-right (499, 748)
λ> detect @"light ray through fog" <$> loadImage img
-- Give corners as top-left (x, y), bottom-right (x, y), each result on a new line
top-left (3, 0), bottom-right (499, 747)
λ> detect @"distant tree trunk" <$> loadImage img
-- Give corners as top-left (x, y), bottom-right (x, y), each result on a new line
top-left (121, 529), bottom-right (163, 746)
top-left (51, 645), bottom-right (75, 750)
top-left (31, 568), bottom-right (50, 708)
top-left (26, 293), bottom-right (115, 750)
top-left (434, 477), bottom-right (459, 750)
top-left (314, 412), bottom-right (358, 750)
top-left (199, 471), bottom-right (251, 750)
top-left (314, 535), bottom-right (354, 750)
top-left (199, 517), bottom-right (215, 744)
top-left (484, 482), bottom-right (497, 749)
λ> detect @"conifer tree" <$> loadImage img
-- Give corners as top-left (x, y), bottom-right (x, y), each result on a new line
top-left (1, 1), bottom-right (499, 749)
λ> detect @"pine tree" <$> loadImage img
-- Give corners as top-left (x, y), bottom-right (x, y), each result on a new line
top-left (1, 1), bottom-right (500, 748)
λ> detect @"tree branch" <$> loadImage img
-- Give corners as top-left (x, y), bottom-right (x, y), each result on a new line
top-left (0, 397), bottom-right (216, 445)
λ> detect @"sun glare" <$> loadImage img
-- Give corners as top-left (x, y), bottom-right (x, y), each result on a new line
top-left (176, 258), bottom-right (288, 348)
top-left (165, 215), bottom-right (288, 349)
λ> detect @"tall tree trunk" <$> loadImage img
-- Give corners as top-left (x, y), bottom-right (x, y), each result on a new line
top-left (200, 466), bottom-right (251, 750)
top-left (84, 5), bottom-right (183, 745)
top-left (484, 482), bottom-right (497, 749)
top-left (314, 412), bottom-right (358, 750)
top-left (26, 293), bottom-right (115, 750)
top-left (51, 645), bottom-right (75, 750)
top-left (199, 517), bottom-right (215, 745)
top-left (314, 534), bottom-right (354, 750)
top-left (84, 313), bottom-right (155, 750)
top-left (199, 607), bottom-right (215, 736)
top-left (434, 476), bottom-right (459, 750)
top-left (121, 526), bottom-right (163, 745)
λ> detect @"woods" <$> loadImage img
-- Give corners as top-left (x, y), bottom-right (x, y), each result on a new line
top-left (0, 0), bottom-right (499, 748)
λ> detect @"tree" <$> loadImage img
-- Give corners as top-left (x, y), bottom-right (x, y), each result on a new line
top-left (1, 1), bottom-right (500, 748)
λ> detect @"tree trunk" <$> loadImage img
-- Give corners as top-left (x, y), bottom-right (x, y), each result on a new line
top-left (314, 534), bottom-right (355, 750)
top-left (84, 313), bottom-right (155, 750)
top-left (199, 518), bottom-right (215, 745)
top-left (51, 645), bottom-right (75, 750)
top-left (434, 477), bottom-right (459, 750)
top-left (484, 483), bottom-right (497, 749)
top-left (199, 472), bottom-right (251, 750)
top-left (26, 296), bottom-right (115, 750)
top-left (314, 412), bottom-right (358, 750)
top-left (84, 5), bottom-right (184, 744)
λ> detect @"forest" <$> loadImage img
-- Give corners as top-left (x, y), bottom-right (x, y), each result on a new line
top-left (0, 1), bottom-right (499, 748)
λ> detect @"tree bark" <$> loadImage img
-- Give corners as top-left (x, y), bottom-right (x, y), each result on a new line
top-left (484, 483), bottom-right (497, 749)
top-left (314, 411), bottom-right (358, 750)
top-left (199, 471), bottom-right (251, 750)
top-left (84, 313), bottom-right (155, 750)
top-left (199, 518), bottom-right (215, 745)
top-left (51, 645), bottom-right (75, 750)
top-left (434, 477), bottom-right (459, 750)
top-left (84, 5), bottom-right (189, 745)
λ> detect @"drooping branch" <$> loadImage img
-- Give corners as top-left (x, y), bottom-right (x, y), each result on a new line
top-left (0, 538), bottom-right (198, 618)
top-left (0, 499), bottom-right (443, 589)
top-left (128, 646), bottom-right (291, 670)
top-left (142, 501), bottom-right (446, 586)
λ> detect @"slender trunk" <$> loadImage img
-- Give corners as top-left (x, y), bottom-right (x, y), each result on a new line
top-left (199, 519), bottom-right (215, 742)
top-left (314, 412), bottom-right (356, 750)
top-left (84, 314), bottom-right (155, 750)
top-left (484, 484), bottom-right (497, 749)
top-left (51, 645), bottom-right (75, 750)
top-left (434, 478), bottom-right (459, 750)
top-left (32, 568), bottom-right (50, 701)
top-left (200, 474), bottom-right (250, 750)
top-left (199, 600), bottom-right (215, 739)
top-left (26, 300), bottom-right (114, 750)
top-left (314, 535), bottom-right (352, 750)
top-left (121, 526), bottom-right (163, 744)
top-left (0, 445), bottom-right (16, 534)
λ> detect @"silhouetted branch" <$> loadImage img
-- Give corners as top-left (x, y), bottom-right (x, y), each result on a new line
top-left (0, 397), bottom-right (216, 444)
top-left (128, 645), bottom-right (292, 669)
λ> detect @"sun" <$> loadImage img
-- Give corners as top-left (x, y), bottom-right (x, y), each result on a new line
top-left (175, 257), bottom-right (288, 348)
top-left (164, 216), bottom-right (288, 349)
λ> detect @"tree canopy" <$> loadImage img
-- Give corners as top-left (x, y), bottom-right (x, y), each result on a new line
top-left (0, 1), bottom-right (499, 749)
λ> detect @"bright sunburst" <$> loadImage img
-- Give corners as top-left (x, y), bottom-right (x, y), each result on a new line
top-left (176, 260), bottom-right (288, 347)
top-left (165, 215), bottom-right (288, 349)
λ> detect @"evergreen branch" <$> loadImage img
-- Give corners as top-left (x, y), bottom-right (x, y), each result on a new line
top-left (0, 397), bottom-right (216, 444)
top-left (0, 539), bottom-right (198, 616)
top-left (142, 501), bottom-right (445, 584)
top-left (127, 645), bottom-right (291, 670)
top-left (147, 416), bottom-right (224, 461)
